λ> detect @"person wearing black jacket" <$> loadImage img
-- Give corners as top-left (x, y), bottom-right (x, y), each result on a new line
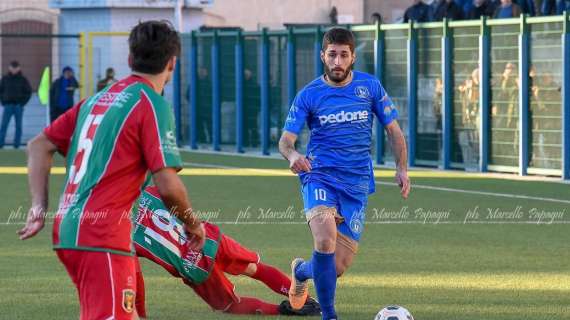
top-left (50, 66), bottom-right (79, 122)
top-left (0, 61), bottom-right (31, 149)
top-left (404, 0), bottom-right (431, 23)
top-left (432, 0), bottom-right (465, 21)
top-left (467, 0), bottom-right (494, 19)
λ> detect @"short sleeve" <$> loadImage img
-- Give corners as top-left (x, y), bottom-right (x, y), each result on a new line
top-left (139, 97), bottom-right (183, 173)
top-left (283, 92), bottom-right (310, 134)
top-left (44, 100), bottom-right (83, 156)
top-left (371, 80), bottom-right (399, 126)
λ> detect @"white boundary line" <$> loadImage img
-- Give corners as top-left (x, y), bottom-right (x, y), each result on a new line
top-left (180, 149), bottom-right (569, 184)
top-left (374, 181), bottom-right (570, 205)
top-left (182, 161), bottom-right (570, 205)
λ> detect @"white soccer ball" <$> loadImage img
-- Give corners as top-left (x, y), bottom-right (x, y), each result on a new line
top-left (374, 305), bottom-right (414, 320)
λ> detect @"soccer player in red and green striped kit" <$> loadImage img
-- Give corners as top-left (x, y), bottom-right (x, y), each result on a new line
top-left (133, 185), bottom-right (321, 317)
top-left (18, 21), bottom-right (206, 320)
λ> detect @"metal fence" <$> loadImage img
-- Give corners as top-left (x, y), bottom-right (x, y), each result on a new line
top-left (182, 14), bottom-right (570, 180)
top-left (11, 16), bottom-right (566, 180)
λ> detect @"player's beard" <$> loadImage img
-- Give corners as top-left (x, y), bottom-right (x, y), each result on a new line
top-left (324, 65), bottom-right (351, 83)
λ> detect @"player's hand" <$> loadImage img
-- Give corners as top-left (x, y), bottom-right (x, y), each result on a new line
top-left (288, 152), bottom-right (311, 174)
top-left (185, 222), bottom-right (206, 251)
top-left (18, 206), bottom-right (46, 240)
top-left (395, 170), bottom-right (410, 199)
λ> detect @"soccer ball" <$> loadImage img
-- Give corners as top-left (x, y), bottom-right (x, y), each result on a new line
top-left (374, 305), bottom-right (414, 320)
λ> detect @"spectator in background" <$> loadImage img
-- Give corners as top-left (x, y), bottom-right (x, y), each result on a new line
top-left (50, 66), bottom-right (79, 122)
top-left (404, 0), bottom-right (431, 23)
top-left (516, 0), bottom-right (537, 15)
top-left (540, 0), bottom-right (556, 14)
top-left (329, 6), bottom-right (339, 25)
top-left (500, 62), bottom-right (519, 128)
top-left (486, 0), bottom-right (502, 13)
top-left (541, 0), bottom-right (570, 15)
top-left (495, 61), bottom-right (520, 156)
top-left (371, 12), bottom-right (383, 24)
top-left (96, 67), bottom-right (117, 92)
top-left (0, 61), bottom-right (31, 149)
top-left (455, 0), bottom-right (475, 14)
top-left (530, 72), bottom-right (561, 168)
top-left (457, 67), bottom-right (480, 170)
top-left (433, 0), bottom-right (465, 21)
top-left (432, 78), bottom-right (443, 133)
top-left (467, 0), bottom-right (494, 19)
top-left (494, 0), bottom-right (522, 17)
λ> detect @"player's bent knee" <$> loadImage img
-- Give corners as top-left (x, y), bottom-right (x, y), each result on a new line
top-left (315, 237), bottom-right (336, 253)
top-left (242, 262), bottom-right (258, 277)
top-left (308, 205), bottom-right (338, 253)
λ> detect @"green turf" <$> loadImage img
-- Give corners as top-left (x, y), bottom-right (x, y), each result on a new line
top-left (0, 150), bottom-right (568, 319)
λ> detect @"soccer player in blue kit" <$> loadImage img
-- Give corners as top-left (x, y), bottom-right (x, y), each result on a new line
top-left (278, 28), bottom-right (411, 320)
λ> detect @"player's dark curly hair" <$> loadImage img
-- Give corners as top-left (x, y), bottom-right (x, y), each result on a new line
top-left (129, 20), bottom-right (181, 74)
top-left (322, 27), bottom-right (355, 53)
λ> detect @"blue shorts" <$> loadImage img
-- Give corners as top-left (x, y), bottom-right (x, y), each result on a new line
top-left (301, 181), bottom-right (368, 242)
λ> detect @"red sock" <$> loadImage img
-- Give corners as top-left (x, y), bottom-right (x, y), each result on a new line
top-left (251, 262), bottom-right (291, 297)
top-left (226, 297), bottom-right (279, 315)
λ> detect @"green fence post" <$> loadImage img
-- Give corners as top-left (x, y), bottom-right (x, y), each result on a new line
top-left (287, 27), bottom-right (297, 106)
top-left (518, 14), bottom-right (530, 175)
top-left (173, 58), bottom-right (182, 146)
top-left (189, 31), bottom-right (198, 149)
top-left (235, 30), bottom-right (244, 153)
top-left (314, 26), bottom-right (323, 77)
top-left (374, 21), bottom-right (385, 165)
top-left (441, 18), bottom-right (453, 170)
top-left (407, 21), bottom-right (418, 167)
top-left (212, 30), bottom-right (221, 151)
top-left (479, 16), bottom-right (490, 172)
top-left (562, 11), bottom-right (570, 180)
top-left (260, 28), bottom-right (270, 155)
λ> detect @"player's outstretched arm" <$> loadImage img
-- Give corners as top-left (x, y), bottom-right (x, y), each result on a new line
top-left (278, 131), bottom-right (311, 174)
top-left (385, 121), bottom-right (411, 199)
top-left (18, 133), bottom-right (57, 240)
top-left (152, 168), bottom-right (205, 250)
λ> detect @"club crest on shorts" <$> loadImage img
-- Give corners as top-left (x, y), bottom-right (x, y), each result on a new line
top-left (122, 289), bottom-right (135, 313)
top-left (350, 209), bottom-right (365, 235)
top-left (355, 86), bottom-right (370, 99)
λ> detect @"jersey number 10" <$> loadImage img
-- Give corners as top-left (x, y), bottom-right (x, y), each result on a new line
top-left (315, 188), bottom-right (327, 201)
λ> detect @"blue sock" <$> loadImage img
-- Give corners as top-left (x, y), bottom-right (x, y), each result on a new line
top-left (294, 260), bottom-right (313, 281)
top-left (312, 251), bottom-right (337, 319)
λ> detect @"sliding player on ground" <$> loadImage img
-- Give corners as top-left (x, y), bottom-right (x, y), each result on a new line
top-left (133, 186), bottom-right (321, 317)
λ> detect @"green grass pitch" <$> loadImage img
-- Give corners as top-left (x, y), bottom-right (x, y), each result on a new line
top-left (0, 149), bottom-right (568, 319)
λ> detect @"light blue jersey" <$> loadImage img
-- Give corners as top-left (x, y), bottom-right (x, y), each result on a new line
top-left (284, 71), bottom-right (398, 195)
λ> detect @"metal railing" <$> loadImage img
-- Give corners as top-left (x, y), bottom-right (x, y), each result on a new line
top-left (179, 14), bottom-right (570, 180)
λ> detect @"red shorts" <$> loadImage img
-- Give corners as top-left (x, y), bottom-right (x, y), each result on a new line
top-left (57, 249), bottom-right (137, 320)
top-left (186, 234), bottom-right (260, 311)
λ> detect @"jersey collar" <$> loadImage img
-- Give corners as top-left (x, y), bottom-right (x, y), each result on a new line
top-left (128, 74), bottom-right (156, 90)
top-left (320, 71), bottom-right (354, 88)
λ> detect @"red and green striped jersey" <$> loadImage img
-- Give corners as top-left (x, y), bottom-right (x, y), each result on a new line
top-left (44, 75), bottom-right (182, 255)
top-left (133, 186), bottom-right (221, 284)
